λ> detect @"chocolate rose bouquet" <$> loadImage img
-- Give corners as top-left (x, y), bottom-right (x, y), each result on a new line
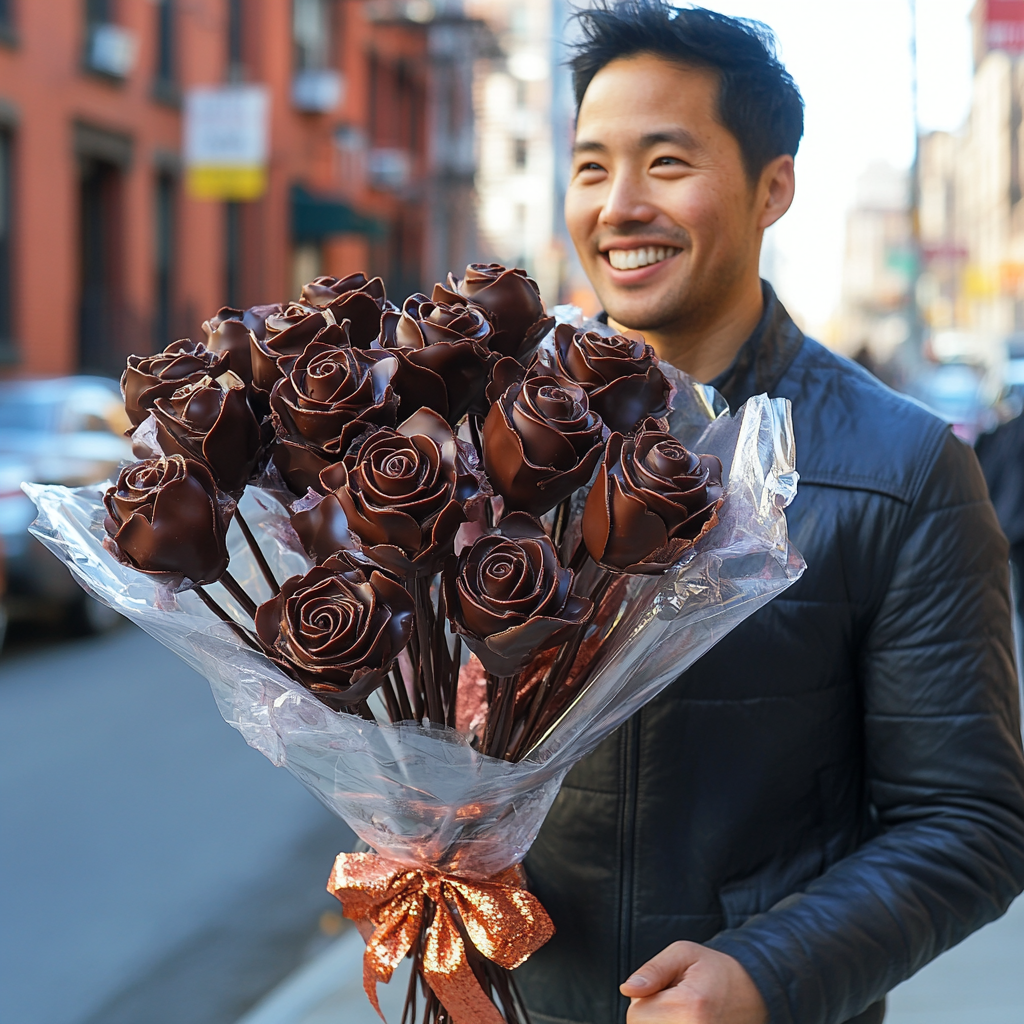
top-left (25, 263), bottom-right (802, 1024)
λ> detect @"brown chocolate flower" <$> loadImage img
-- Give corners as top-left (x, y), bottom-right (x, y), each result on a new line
top-left (290, 408), bottom-right (485, 577)
top-left (251, 304), bottom-right (328, 392)
top-left (550, 324), bottom-right (671, 434)
top-left (439, 263), bottom-right (551, 358)
top-left (202, 304), bottom-right (284, 382)
top-left (301, 273), bottom-right (392, 348)
top-left (443, 513), bottom-right (593, 677)
top-left (582, 423), bottom-right (724, 574)
top-left (150, 370), bottom-right (263, 495)
top-left (270, 326), bottom-right (400, 494)
top-left (375, 293), bottom-right (495, 423)
top-left (122, 340), bottom-right (229, 427)
top-left (254, 554), bottom-right (414, 709)
top-left (482, 359), bottom-right (605, 517)
top-left (103, 456), bottom-right (230, 584)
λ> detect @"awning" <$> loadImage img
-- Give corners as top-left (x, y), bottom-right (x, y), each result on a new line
top-left (291, 184), bottom-right (386, 242)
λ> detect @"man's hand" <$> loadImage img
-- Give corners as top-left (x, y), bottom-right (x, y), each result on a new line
top-left (620, 942), bottom-right (768, 1024)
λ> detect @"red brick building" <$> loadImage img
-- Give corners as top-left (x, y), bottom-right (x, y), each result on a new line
top-left (0, 0), bottom-right (483, 378)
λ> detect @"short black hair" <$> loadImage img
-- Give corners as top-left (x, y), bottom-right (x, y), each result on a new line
top-left (569, 1), bottom-right (804, 181)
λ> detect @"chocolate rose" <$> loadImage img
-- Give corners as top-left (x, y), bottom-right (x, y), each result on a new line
top-left (254, 554), bottom-right (414, 709)
top-left (103, 456), bottom-right (230, 584)
top-left (291, 408), bottom-right (485, 577)
top-left (439, 263), bottom-right (551, 358)
top-left (443, 513), bottom-right (593, 677)
top-left (122, 340), bottom-right (229, 427)
top-left (550, 324), bottom-right (671, 434)
top-left (375, 293), bottom-right (495, 423)
top-left (150, 370), bottom-right (263, 495)
top-left (270, 326), bottom-right (400, 494)
top-left (202, 304), bottom-right (284, 382)
top-left (301, 273), bottom-right (392, 348)
top-left (583, 423), bottom-right (724, 574)
top-left (482, 359), bottom-right (605, 517)
top-left (251, 304), bottom-right (328, 392)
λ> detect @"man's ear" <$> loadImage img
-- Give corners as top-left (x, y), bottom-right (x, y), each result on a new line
top-left (757, 154), bottom-right (795, 231)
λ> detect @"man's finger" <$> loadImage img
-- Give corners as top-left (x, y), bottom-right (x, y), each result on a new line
top-left (619, 940), bottom-right (703, 997)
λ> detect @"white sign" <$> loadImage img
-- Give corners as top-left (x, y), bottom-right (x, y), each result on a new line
top-left (184, 86), bottom-right (270, 199)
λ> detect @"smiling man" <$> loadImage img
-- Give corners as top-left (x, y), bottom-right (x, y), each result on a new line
top-left (516, 4), bottom-right (1024, 1024)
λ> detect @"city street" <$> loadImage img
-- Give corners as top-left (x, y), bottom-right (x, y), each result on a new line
top-left (0, 620), bottom-right (354, 1024)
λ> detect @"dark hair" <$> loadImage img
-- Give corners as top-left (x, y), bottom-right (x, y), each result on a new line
top-left (569, 1), bottom-right (804, 180)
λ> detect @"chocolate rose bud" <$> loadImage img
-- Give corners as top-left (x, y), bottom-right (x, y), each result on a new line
top-left (103, 456), bottom-right (230, 584)
top-left (251, 304), bottom-right (328, 392)
top-left (122, 339), bottom-right (229, 427)
top-left (582, 424), bottom-right (724, 574)
top-left (375, 293), bottom-right (495, 423)
top-left (150, 370), bottom-right (263, 495)
top-left (443, 513), bottom-right (593, 677)
top-left (254, 554), bottom-right (414, 709)
top-left (270, 325), bottom-right (400, 494)
top-left (482, 359), bottom-right (605, 517)
top-left (550, 324), bottom-right (671, 434)
top-left (439, 263), bottom-right (551, 358)
top-left (291, 408), bottom-right (485, 577)
top-left (301, 273), bottom-right (392, 348)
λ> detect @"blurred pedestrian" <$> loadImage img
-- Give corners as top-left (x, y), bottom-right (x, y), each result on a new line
top-left (517, 4), bottom-right (1024, 1024)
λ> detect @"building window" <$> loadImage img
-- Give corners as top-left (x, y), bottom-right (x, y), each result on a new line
top-left (84, 0), bottom-right (137, 79)
top-left (0, 0), bottom-right (17, 46)
top-left (153, 0), bottom-right (176, 100)
top-left (292, 0), bottom-right (341, 113)
top-left (227, 0), bottom-right (244, 79)
top-left (0, 129), bottom-right (13, 361)
top-left (514, 138), bottom-right (528, 170)
top-left (154, 173), bottom-right (175, 347)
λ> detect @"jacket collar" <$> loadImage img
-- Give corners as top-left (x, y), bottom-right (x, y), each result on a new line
top-left (707, 281), bottom-right (805, 410)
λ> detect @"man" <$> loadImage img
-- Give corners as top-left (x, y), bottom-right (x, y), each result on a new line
top-left (517, 5), bottom-right (1024, 1023)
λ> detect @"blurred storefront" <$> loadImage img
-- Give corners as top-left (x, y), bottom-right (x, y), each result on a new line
top-left (0, 0), bottom-right (487, 380)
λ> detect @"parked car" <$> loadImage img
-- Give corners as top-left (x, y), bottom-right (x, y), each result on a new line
top-left (0, 376), bottom-right (132, 643)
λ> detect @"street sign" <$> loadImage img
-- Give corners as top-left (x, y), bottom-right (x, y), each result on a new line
top-left (184, 86), bottom-right (270, 200)
top-left (984, 0), bottom-right (1024, 55)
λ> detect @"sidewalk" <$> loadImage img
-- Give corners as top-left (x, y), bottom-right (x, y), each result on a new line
top-left (238, 897), bottom-right (1024, 1024)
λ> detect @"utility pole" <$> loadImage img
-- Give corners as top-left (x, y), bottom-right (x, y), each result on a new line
top-left (908, 0), bottom-right (925, 357)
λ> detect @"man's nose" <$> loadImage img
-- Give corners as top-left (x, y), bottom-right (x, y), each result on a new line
top-left (599, 170), bottom-right (658, 228)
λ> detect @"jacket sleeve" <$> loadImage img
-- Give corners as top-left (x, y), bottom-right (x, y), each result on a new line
top-left (706, 431), bottom-right (1024, 1024)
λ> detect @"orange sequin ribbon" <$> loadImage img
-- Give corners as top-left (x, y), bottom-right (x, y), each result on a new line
top-left (327, 852), bottom-right (555, 1024)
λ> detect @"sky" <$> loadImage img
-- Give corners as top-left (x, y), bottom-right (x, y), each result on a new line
top-left (690, 0), bottom-right (977, 337)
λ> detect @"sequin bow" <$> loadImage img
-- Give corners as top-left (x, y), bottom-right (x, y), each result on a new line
top-left (327, 851), bottom-right (555, 1024)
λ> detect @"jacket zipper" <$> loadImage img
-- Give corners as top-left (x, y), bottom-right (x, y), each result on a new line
top-left (617, 714), bottom-right (641, 1015)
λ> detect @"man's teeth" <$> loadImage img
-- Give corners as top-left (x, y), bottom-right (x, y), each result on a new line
top-left (607, 246), bottom-right (680, 270)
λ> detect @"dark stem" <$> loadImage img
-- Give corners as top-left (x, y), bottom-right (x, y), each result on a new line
top-left (551, 496), bottom-right (571, 550)
top-left (414, 576), bottom-right (443, 724)
top-left (434, 576), bottom-right (452, 722)
top-left (380, 671), bottom-right (401, 722)
top-left (233, 505), bottom-right (280, 595)
top-left (447, 635), bottom-right (461, 729)
top-left (353, 700), bottom-right (377, 723)
top-left (467, 414), bottom-right (484, 462)
top-left (219, 569), bottom-right (259, 620)
top-left (194, 584), bottom-right (262, 652)
top-left (567, 537), bottom-right (591, 574)
top-left (391, 663), bottom-right (415, 722)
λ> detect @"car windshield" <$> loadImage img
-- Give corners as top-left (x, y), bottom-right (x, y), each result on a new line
top-left (0, 396), bottom-right (59, 432)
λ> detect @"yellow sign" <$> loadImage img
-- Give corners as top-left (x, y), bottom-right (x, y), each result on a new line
top-left (186, 165), bottom-right (267, 201)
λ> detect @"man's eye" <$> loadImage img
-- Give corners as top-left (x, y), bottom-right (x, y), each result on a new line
top-left (653, 156), bottom-right (683, 167)
top-left (579, 162), bottom-right (604, 172)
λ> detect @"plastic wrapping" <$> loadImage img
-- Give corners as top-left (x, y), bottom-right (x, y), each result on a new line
top-left (25, 379), bottom-right (802, 881)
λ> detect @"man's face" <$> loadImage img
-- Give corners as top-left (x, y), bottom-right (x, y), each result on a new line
top-left (566, 54), bottom-right (767, 333)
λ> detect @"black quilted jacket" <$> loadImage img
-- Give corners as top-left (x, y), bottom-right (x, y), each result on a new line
top-left (517, 285), bottom-right (1024, 1024)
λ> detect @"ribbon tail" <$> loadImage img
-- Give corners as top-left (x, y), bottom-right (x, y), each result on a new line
top-left (422, 901), bottom-right (507, 1024)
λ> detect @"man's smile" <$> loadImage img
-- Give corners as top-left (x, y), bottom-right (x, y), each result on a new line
top-left (604, 244), bottom-right (683, 271)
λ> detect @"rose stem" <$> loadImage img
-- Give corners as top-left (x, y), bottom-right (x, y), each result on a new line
top-left (353, 700), bottom-right (377, 723)
top-left (218, 569), bottom-right (259, 620)
top-left (483, 673), bottom-right (518, 758)
top-left (379, 671), bottom-right (401, 722)
top-left (391, 663), bottom-right (416, 722)
top-left (447, 636), bottom-right (461, 729)
top-left (552, 496), bottom-right (571, 549)
top-left (233, 506), bottom-right (280, 595)
top-left (193, 585), bottom-right (263, 651)
top-left (414, 576), bottom-right (442, 724)
top-left (434, 575), bottom-right (452, 720)
top-left (567, 537), bottom-right (591, 573)
top-left (468, 414), bottom-right (484, 461)
top-left (514, 572), bottom-right (616, 759)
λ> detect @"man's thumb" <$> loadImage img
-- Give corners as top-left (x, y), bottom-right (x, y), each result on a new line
top-left (619, 941), bottom-right (702, 997)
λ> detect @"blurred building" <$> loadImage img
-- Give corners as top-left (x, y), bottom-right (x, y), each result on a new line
top-left (0, 0), bottom-right (485, 379)
top-left (835, 163), bottom-right (914, 363)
